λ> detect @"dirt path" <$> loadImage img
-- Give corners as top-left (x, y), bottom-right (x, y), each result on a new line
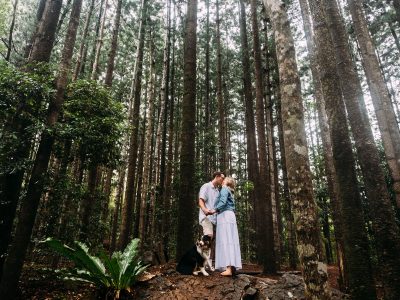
top-left (18, 263), bottom-right (348, 299)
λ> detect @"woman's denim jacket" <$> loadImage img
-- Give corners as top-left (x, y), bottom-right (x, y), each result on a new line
top-left (214, 186), bottom-right (235, 213)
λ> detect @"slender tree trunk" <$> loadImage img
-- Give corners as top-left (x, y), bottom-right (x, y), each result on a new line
top-left (118, 0), bottom-right (148, 250)
top-left (348, 0), bottom-right (400, 208)
top-left (23, 0), bottom-right (47, 59)
top-left (73, 0), bottom-right (95, 80)
top-left (215, 0), bottom-right (228, 173)
top-left (161, 13), bottom-right (177, 259)
top-left (0, 0), bottom-right (63, 279)
top-left (55, 0), bottom-right (72, 38)
top-left (6, 0), bottom-right (19, 61)
top-left (262, 16), bottom-right (282, 266)
top-left (139, 37), bottom-right (156, 247)
top-left (91, 0), bottom-right (108, 80)
top-left (203, 0), bottom-right (211, 178)
top-left (176, 0), bottom-right (197, 261)
top-left (109, 166), bottom-right (126, 253)
top-left (262, 0), bottom-right (330, 298)
top-left (0, 1), bottom-right (83, 298)
top-left (308, 0), bottom-right (377, 298)
top-left (104, 0), bottom-right (123, 86)
top-left (323, 0), bottom-right (400, 297)
top-left (238, 0), bottom-right (259, 255)
top-left (250, 0), bottom-right (275, 274)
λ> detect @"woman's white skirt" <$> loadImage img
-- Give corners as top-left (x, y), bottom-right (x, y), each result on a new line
top-left (215, 210), bottom-right (242, 271)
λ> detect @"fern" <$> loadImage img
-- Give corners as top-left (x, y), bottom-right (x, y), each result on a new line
top-left (42, 238), bottom-right (147, 299)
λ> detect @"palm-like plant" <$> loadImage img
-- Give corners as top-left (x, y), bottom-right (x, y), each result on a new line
top-left (43, 238), bottom-right (147, 299)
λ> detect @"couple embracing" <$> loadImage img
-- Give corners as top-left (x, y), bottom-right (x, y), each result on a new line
top-left (198, 171), bottom-right (242, 276)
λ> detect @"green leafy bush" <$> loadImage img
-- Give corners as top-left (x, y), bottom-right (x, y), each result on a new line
top-left (43, 238), bottom-right (147, 299)
top-left (61, 79), bottom-right (124, 169)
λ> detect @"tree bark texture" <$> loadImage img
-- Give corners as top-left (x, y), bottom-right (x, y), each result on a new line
top-left (176, 0), bottom-right (197, 261)
top-left (307, 0), bottom-right (377, 298)
top-left (262, 0), bottom-right (330, 298)
top-left (348, 0), bottom-right (400, 208)
top-left (238, 0), bottom-right (259, 252)
top-left (215, 0), bottom-right (228, 173)
top-left (250, 0), bottom-right (275, 274)
top-left (298, 0), bottom-right (345, 287)
top-left (323, 0), bottom-right (400, 297)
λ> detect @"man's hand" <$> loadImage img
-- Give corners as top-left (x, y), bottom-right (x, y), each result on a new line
top-left (203, 208), bottom-right (216, 216)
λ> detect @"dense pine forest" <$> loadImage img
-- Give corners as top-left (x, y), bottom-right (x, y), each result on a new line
top-left (1, 0), bottom-right (400, 299)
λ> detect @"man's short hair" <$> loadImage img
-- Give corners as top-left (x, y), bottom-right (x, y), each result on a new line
top-left (212, 171), bottom-right (225, 179)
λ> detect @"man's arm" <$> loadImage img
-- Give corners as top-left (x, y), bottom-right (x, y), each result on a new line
top-left (199, 198), bottom-right (212, 215)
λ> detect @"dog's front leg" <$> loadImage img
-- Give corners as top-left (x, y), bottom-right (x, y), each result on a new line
top-left (207, 258), bottom-right (215, 272)
top-left (200, 266), bottom-right (209, 276)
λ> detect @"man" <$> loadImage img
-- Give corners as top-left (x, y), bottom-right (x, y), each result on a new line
top-left (198, 171), bottom-right (225, 239)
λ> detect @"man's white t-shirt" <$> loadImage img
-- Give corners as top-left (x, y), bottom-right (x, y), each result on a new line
top-left (198, 181), bottom-right (219, 225)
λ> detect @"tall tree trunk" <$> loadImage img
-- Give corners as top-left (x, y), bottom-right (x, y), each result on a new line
top-left (0, 0), bottom-right (63, 279)
top-left (55, 0), bottom-right (72, 39)
top-left (215, 0), bottom-right (228, 173)
top-left (238, 0), bottom-right (259, 257)
top-left (250, 0), bottom-right (275, 274)
top-left (161, 12), bottom-right (177, 258)
top-left (139, 37), bottom-right (156, 247)
top-left (276, 91), bottom-right (298, 269)
top-left (98, 0), bottom-right (123, 226)
top-left (109, 166), bottom-right (126, 253)
top-left (73, 0), bottom-right (95, 80)
top-left (91, 0), bottom-right (108, 80)
top-left (203, 0), bottom-right (211, 178)
top-left (104, 0), bottom-right (123, 86)
top-left (28, 0), bottom-right (63, 63)
top-left (348, 0), bottom-right (400, 208)
top-left (262, 16), bottom-right (282, 266)
top-left (298, 0), bottom-right (345, 286)
top-left (323, 0), bottom-right (400, 297)
top-left (262, 0), bottom-right (330, 298)
top-left (23, 0), bottom-right (47, 59)
top-left (307, 0), bottom-right (377, 298)
top-left (118, 0), bottom-right (148, 250)
top-left (0, 0), bottom-right (83, 298)
top-left (176, 0), bottom-right (197, 261)
top-left (6, 0), bottom-right (19, 61)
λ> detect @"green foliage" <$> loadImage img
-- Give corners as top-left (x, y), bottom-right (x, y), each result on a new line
top-left (0, 61), bottom-right (55, 173)
top-left (62, 80), bottom-right (124, 168)
top-left (0, 0), bottom-right (10, 50)
top-left (43, 238), bottom-right (147, 298)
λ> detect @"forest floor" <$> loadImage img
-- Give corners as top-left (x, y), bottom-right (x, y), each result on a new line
top-left (17, 261), bottom-right (348, 299)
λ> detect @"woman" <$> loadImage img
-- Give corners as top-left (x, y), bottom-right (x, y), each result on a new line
top-left (214, 177), bottom-right (242, 276)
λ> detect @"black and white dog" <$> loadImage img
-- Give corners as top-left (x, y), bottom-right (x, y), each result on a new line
top-left (176, 235), bottom-right (214, 276)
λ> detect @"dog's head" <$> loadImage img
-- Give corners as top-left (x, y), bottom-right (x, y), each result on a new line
top-left (196, 235), bottom-right (212, 251)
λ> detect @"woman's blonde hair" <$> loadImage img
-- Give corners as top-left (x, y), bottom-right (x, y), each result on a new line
top-left (224, 177), bottom-right (236, 191)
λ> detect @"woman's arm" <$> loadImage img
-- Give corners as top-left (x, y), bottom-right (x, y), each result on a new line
top-left (214, 188), bottom-right (229, 212)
